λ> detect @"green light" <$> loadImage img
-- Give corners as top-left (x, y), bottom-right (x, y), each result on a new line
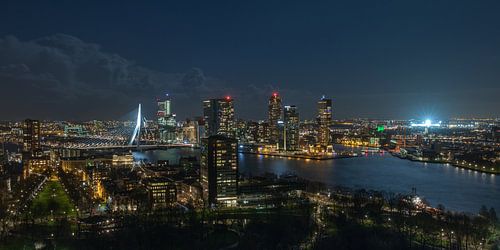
top-left (377, 125), bottom-right (385, 132)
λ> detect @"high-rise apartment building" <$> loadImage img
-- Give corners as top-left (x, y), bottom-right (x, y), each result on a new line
top-left (203, 97), bottom-right (235, 138)
top-left (157, 95), bottom-right (171, 126)
top-left (268, 93), bottom-right (282, 145)
top-left (283, 105), bottom-right (300, 151)
top-left (157, 95), bottom-right (177, 143)
top-left (317, 96), bottom-right (332, 146)
top-left (200, 135), bottom-right (238, 207)
top-left (23, 119), bottom-right (41, 157)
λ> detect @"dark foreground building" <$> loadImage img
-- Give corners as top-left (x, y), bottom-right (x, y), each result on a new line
top-left (200, 135), bottom-right (238, 207)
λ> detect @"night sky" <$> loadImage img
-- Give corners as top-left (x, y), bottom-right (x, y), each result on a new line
top-left (1, 0), bottom-right (499, 121)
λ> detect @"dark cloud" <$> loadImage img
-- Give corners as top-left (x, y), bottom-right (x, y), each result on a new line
top-left (0, 34), bottom-right (250, 120)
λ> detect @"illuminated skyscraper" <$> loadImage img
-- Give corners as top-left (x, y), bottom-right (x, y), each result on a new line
top-left (23, 119), bottom-right (41, 157)
top-left (200, 135), bottom-right (238, 207)
top-left (268, 92), bottom-right (282, 145)
top-left (283, 105), bottom-right (300, 151)
top-left (203, 97), bottom-right (235, 138)
top-left (157, 94), bottom-right (171, 126)
top-left (317, 96), bottom-right (332, 146)
top-left (157, 94), bottom-right (177, 143)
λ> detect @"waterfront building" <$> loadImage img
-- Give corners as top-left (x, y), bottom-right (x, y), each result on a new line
top-left (112, 154), bottom-right (134, 167)
top-left (22, 119), bottom-right (41, 157)
top-left (235, 119), bottom-right (248, 143)
top-left (203, 97), bottom-right (235, 138)
top-left (238, 175), bottom-right (306, 208)
top-left (200, 135), bottom-right (238, 207)
top-left (242, 120), bottom-right (259, 143)
top-left (268, 92), bottom-right (282, 146)
top-left (317, 96), bottom-right (332, 147)
top-left (257, 121), bottom-right (269, 143)
top-left (283, 105), bottom-right (300, 151)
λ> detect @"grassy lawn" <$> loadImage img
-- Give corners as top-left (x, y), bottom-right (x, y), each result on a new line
top-left (30, 180), bottom-right (77, 218)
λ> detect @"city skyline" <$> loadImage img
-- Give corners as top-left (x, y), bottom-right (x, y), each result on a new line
top-left (1, 2), bottom-right (499, 248)
top-left (1, 89), bottom-right (499, 122)
top-left (1, 1), bottom-right (500, 120)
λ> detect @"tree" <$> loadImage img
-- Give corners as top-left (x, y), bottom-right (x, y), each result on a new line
top-left (47, 199), bottom-right (60, 215)
top-left (437, 204), bottom-right (445, 212)
top-left (489, 207), bottom-right (498, 224)
top-left (479, 205), bottom-right (489, 218)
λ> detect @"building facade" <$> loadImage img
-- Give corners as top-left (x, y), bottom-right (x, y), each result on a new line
top-left (203, 97), bottom-right (235, 138)
top-left (23, 119), bottom-right (41, 157)
top-left (200, 135), bottom-right (238, 207)
top-left (144, 177), bottom-right (177, 209)
top-left (268, 93), bottom-right (282, 146)
top-left (157, 95), bottom-right (177, 143)
top-left (283, 105), bottom-right (300, 151)
top-left (317, 97), bottom-right (332, 147)
top-left (157, 95), bottom-right (171, 126)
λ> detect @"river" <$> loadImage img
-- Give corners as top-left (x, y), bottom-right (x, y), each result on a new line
top-left (133, 147), bottom-right (499, 214)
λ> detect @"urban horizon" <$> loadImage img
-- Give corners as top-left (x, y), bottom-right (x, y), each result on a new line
top-left (1, 1), bottom-right (499, 249)
top-left (3, 91), bottom-right (499, 122)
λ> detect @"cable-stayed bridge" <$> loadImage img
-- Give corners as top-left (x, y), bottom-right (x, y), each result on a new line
top-left (60, 104), bottom-right (194, 150)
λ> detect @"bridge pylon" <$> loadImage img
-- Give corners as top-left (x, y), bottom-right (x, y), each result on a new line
top-left (129, 103), bottom-right (142, 148)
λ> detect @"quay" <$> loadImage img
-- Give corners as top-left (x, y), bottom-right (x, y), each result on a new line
top-left (240, 151), bottom-right (359, 160)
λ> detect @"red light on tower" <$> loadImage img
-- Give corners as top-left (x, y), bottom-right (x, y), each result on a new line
top-left (225, 95), bottom-right (231, 101)
top-left (272, 92), bottom-right (278, 97)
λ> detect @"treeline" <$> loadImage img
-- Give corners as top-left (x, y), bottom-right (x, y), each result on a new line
top-left (315, 188), bottom-right (499, 249)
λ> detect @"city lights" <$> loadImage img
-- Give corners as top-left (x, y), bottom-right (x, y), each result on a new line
top-left (410, 119), bottom-right (442, 127)
top-left (0, 2), bottom-right (498, 248)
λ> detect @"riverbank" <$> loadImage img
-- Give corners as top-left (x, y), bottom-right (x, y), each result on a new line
top-left (392, 153), bottom-right (500, 175)
top-left (240, 151), bottom-right (359, 160)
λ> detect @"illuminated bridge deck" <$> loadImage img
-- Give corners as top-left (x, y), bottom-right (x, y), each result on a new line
top-left (55, 143), bottom-right (197, 150)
